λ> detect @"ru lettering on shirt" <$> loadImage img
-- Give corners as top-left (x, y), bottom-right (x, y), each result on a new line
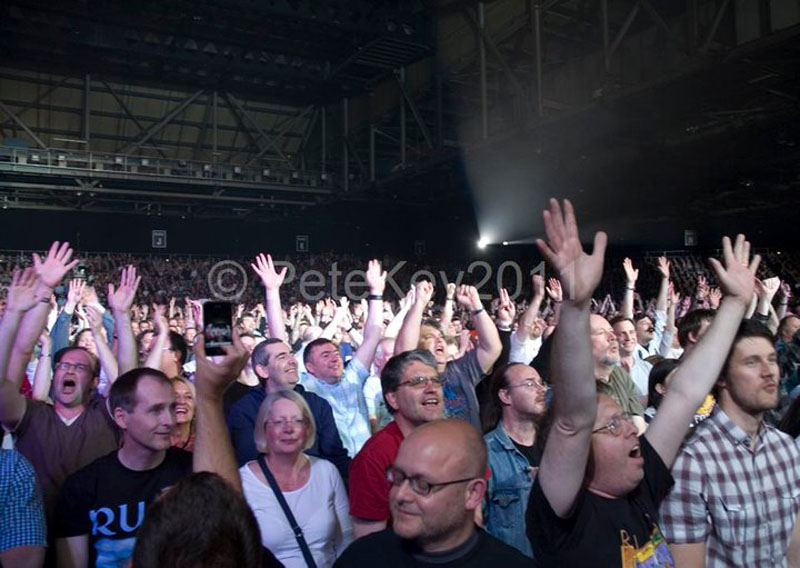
top-left (90, 501), bottom-right (146, 536)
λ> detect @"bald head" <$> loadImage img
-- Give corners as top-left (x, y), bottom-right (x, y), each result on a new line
top-left (402, 420), bottom-right (487, 479)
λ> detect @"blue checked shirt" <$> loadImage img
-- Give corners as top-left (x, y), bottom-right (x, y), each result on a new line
top-left (0, 449), bottom-right (46, 552)
top-left (302, 357), bottom-right (371, 457)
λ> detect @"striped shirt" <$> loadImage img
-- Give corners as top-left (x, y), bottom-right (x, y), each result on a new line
top-left (659, 407), bottom-right (800, 567)
top-left (302, 357), bottom-right (371, 458)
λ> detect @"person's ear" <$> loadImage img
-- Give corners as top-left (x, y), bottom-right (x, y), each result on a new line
top-left (113, 407), bottom-right (128, 430)
top-left (384, 391), bottom-right (400, 412)
top-left (464, 478), bottom-right (487, 510)
top-left (655, 383), bottom-right (666, 395)
top-left (497, 387), bottom-right (512, 406)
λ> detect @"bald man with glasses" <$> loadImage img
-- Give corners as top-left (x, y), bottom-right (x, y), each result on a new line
top-left (336, 420), bottom-right (529, 567)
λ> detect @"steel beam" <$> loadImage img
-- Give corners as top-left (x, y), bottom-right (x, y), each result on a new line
top-left (321, 106), bottom-right (327, 174)
top-left (700, 0), bottom-right (732, 54)
top-left (0, 76), bottom-right (69, 130)
top-left (246, 105), bottom-right (314, 165)
top-left (342, 97), bottom-right (349, 192)
top-left (213, 91), bottom-right (218, 160)
top-left (639, 0), bottom-right (685, 50)
top-left (395, 70), bottom-right (434, 149)
top-left (608, 2), bottom-right (641, 65)
top-left (400, 68), bottom-right (407, 165)
top-left (369, 123), bottom-right (376, 182)
top-left (479, 2), bottom-right (488, 140)
top-left (0, 100), bottom-right (47, 148)
top-left (101, 80), bottom-right (168, 159)
top-left (533, 2), bottom-right (544, 117)
top-left (83, 74), bottom-right (91, 146)
top-left (602, 0), bottom-right (611, 72)
top-left (0, 181), bottom-right (317, 206)
top-left (118, 89), bottom-right (204, 154)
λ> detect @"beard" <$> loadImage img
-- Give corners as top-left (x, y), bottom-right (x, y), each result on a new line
top-left (601, 353), bottom-right (621, 366)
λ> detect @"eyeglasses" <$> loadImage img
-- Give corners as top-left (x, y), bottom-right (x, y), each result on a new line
top-left (55, 362), bottom-right (91, 373)
top-left (592, 412), bottom-right (634, 436)
top-left (266, 418), bottom-right (307, 429)
top-left (385, 465), bottom-right (475, 497)
top-left (397, 375), bottom-right (445, 389)
top-left (504, 379), bottom-right (548, 391)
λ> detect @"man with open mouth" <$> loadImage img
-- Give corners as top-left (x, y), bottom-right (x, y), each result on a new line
top-left (525, 199), bottom-right (761, 567)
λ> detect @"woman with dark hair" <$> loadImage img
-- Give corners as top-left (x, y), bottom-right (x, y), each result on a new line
top-left (644, 358), bottom-right (715, 427)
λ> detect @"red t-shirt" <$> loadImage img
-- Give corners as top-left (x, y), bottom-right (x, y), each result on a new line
top-left (349, 420), bottom-right (404, 521)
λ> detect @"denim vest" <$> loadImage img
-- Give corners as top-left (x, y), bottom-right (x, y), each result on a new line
top-left (484, 423), bottom-right (535, 558)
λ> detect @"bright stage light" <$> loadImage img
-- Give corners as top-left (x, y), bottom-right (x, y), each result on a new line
top-left (502, 241), bottom-right (509, 246)
top-left (477, 238), bottom-right (488, 249)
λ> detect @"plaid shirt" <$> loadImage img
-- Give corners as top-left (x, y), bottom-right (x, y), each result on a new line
top-left (302, 357), bottom-right (371, 458)
top-left (659, 406), bottom-right (800, 567)
top-left (0, 450), bottom-right (46, 552)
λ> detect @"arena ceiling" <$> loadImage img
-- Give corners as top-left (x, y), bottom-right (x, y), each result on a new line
top-left (0, 0), bottom-right (799, 250)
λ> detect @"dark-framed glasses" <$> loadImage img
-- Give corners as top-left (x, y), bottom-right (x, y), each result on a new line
top-left (385, 465), bottom-right (475, 497)
top-left (396, 375), bottom-right (445, 389)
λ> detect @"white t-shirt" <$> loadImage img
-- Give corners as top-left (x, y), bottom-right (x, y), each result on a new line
top-left (241, 456), bottom-right (353, 568)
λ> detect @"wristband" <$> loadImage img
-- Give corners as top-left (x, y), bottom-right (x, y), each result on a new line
top-left (471, 308), bottom-right (485, 316)
top-left (497, 324), bottom-right (511, 332)
top-left (367, 294), bottom-right (383, 301)
top-left (39, 296), bottom-right (51, 304)
top-left (626, 286), bottom-right (635, 291)
top-left (446, 296), bottom-right (454, 302)
top-left (39, 353), bottom-right (51, 358)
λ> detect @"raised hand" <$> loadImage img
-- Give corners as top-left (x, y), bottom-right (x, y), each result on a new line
top-left (707, 234), bottom-right (760, 306)
top-left (33, 241), bottom-right (79, 291)
top-left (496, 288), bottom-right (515, 327)
top-left (708, 287), bottom-right (722, 310)
top-left (532, 274), bottom-right (545, 300)
top-left (365, 259), bottom-right (387, 295)
top-left (696, 275), bottom-right (710, 300)
top-left (194, 329), bottom-right (249, 398)
top-left (455, 285), bottom-right (482, 311)
top-left (5, 268), bottom-right (40, 313)
top-left (66, 278), bottom-right (86, 307)
top-left (622, 257), bottom-right (639, 286)
top-left (251, 253), bottom-right (287, 291)
top-left (656, 256), bottom-right (671, 280)
top-left (669, 284), bottom-right (681, 307)
top-left (85, 305), bottom-right (105, 334)
top-left (446, 282), bottom-right (456, 300)
top-left (107, 265), bottom-right (141, 314)
top-left (546, 277), bottom-right (563, 302)
top-left (756, 276), bottom-right (781, 303)
top-left (536, 199), bottom-right (606, 307)
top-left (414, 280), bottom-right (434, 306)
top-left (531, 317), bottom-right (547, 339)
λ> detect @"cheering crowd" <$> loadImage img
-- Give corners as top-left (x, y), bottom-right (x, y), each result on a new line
top-left (2, 199), bottom-right (800, 567)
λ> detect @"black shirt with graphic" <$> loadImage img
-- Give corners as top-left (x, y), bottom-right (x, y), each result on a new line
top-left (527, 436), bottom-right (675, 567)
top-left (55, 448), bottom-right (192, 567)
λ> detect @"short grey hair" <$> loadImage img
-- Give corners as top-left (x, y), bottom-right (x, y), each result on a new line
top-left (253, 390), bottom-right (316, 454)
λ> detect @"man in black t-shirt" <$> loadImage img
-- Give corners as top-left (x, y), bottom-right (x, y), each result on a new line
top-left (55, 368), bottom-right (192, 567)
top-left (526, 199), bottom-right (758, 567)
top-left (335, 420), bottom-right (529, 568)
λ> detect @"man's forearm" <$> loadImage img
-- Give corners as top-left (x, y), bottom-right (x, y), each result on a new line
top-left (394, 303), bottom-right (424, 354)
top-left (8, 303), bottom-right (50, 388)
top-left (265, 290), bottom-right (287, 342)
top-left (473, 310), bottom-right (502, 372)
top-left (113, 312), bottom-right (137, 375)
top-left (551, 302), bottom-right (596, 425)
top-left (656, 277), bottom-right (669, 313)
top-left (621, 287), bottom-right (634, 319)
top-left (194, 394), bottom-right (242, 493)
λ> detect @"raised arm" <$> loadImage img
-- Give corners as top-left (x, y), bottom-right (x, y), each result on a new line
top-left (353, 260), bottom-right (387, 370)
top-left (31, 332), bottom-right (53, 402)
top-left (536, 199), bottom-right (606, 518)
top-left (383, 289), bottom-right (413, 339)
top-left (107, 265), bottom-right (141, 375)
top-left (251, 253), bottom-right (287, 342)
top-left (621, 258), bottom-right (638, 319)
top-left (456, 285), bottom-right (502, 373)
top-left (8, 243), bottom-right (78, 389)
top-left (144, 314), bottom-right (169, 372)
top-left (0, 269), bottom-right (40, 427)
top-left (394, 281), bottom-right (434, 355)
top-left (655, 257), bottom-right (670, 313)
top-left (440, 282), bottom-right (456, 334)
top-left (86, 306), bottom-right (118, 393)
top-left (646, 235), bottom-right (758, 468)
top-left (193, 330), bottom-right (249, 493)
top-left (517, 275), bottom-right (545, 337)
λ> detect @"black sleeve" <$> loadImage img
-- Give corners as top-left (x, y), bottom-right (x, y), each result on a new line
top-left (640, 435), bottom-right (674, 506)
top-left (495, 329), bottom-right (512, 370)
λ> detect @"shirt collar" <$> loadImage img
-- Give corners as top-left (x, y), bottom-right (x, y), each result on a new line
top-left (710, 406), bottom-right (766, 449)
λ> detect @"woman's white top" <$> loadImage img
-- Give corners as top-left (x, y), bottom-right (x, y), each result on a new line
top-left (241, 456), bottom-right (353, 568)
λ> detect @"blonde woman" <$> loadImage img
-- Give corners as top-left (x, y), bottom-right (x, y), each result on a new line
top-left (241, 390), bottom-right (352, 567)
top-left (170, 377), bottom-right (195, 451)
